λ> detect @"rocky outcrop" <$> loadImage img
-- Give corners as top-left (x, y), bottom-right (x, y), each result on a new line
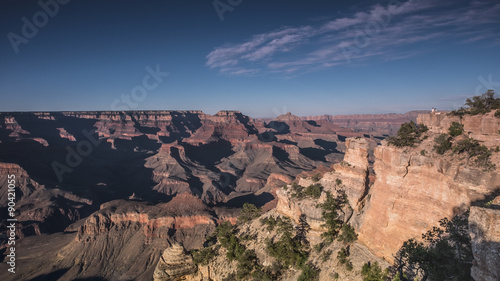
top-left (469, 200), bottom-right (500, 281)
top-left (0, 163), bottom-right (92, 238)
top-left (358, 112), bottom-right (500, 261)
top-left (153, 244), bottom-right (197, 281)
top-left (417, 111), bottom-right (500, 146)
top-left (324, 137), bottom-right (370, 208)
top-left (77, 193), bottom-right (220, 246)
top-left (276, 137), bottom-right (370, 234)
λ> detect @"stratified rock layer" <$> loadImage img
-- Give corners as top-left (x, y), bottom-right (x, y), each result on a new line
top-left (358, 113), bottom-right (500, 261)
top-left (153, 244), bottom-right (197, 281)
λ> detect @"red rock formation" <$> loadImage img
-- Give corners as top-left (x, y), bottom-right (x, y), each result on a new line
top-left (0, 163), bottom-right (91, 238)
top-left (77, 193), bottom-right (235, 241)
top-left (358, 113), bottom-right (500, 261)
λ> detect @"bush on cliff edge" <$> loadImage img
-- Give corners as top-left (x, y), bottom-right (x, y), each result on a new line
top-left (387, 121), bottom-right (428, 147)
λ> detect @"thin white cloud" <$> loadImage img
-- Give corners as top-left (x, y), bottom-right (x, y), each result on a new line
top-left (206, 0), bottom-right (500, 76)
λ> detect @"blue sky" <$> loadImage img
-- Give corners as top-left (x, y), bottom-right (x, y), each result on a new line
top-left (1, 0), bottom-right (499, 117)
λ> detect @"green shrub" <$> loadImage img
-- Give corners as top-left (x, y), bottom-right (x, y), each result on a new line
top-left (261, 263), bottom-right (284, 280)
top-left (453, 138), bottom-right (486, 157)
top-left (260, 216), bottom-right (278, 231)
top-left (449, 107), bottom-right (468, 117)
top-left (321, 249), bottom-right (332, 262)
top-left (222, 273), bottom-right (236, 281)
top-left (450, 90), bottom-right (500, 116)
top-left (452, 138), bottom-right (495, 169)
top-left (236, 249), bottom-right (258, 279)
top-left (313, 243), bottom-right (324, 253)
top-left (215, 221), bottom-right (236, 247)
top-left (292, 183), bottom-right (323, 200)
top-left (335, 178), bottom-right (342, 186)
top-left (338, 223), bottom-right (358, 244)
top-left (337, 247), bottom-right (350, 265)
top-left (448, 122), bottom-right (464, 137)
top-left (266, 234), bottom-right (308, 269)
top-left (290, 182), bottom-right (305, 199)
top-left (192, 247), bottom-right (216, 265)
top-left (214, 222), bottom-right (244, 261)
top-left (433, 133), bottom-right (452, 155)
top-left (318, 191), bottom-right (349, 244)
top-left (237, 203), bottom-right (261, 224)
top-left (495, 109), bottom-right (500, 118)
top-left (304, 183), bottom-right (323, 199)
top-left (361, 262), bottom-right (388, 281)
top-left (387, 121), bottom-right (428, 147)
top-left (265, 216), bottom-right (310, 269)
top-left (337, 247), bottom-right (354, 271)
top-left (311, 173), bottom-right (321, 182)
top-left (276, 216), bottom-right (294, 234)
top-left (420, 149), bottom-right (426, 156)
top-left (298, 263), bottom-right (320, 281)
top-left (251, 266), bottom-right (274, 281)
top-left (465, 90), bottom-right (500, 115)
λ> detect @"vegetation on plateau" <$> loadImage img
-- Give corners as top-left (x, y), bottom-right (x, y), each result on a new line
top-left (449, 90), bottom-right (500, 116)
top-left (265, 214), bottom-right (317, 280)
top-left (290, 181), bottom-right (323, 200)
top-left (433, 133), bottom-right (452, 155)
top-left (433, 126), bottom-right (495, 170)
top-left (448, 121), bottom-right (464, 137)
top-left (317, 188), bottom-right (352, 245)
top-left (193, 200), bottom-right (322, 280)
top-left (237, 203), bottom-right (261, 224)
top-left (387, 121), bottom-right (429, 147)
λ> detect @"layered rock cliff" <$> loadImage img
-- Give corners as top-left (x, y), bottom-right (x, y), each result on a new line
top-left (153, 244), bottom-right (197, 281)
top-left (0, 163), bottom-right (92, 238)
top-left (276, 137), bottom-right (371, 234)
top-left (358, 112), bottom-right (500, 261)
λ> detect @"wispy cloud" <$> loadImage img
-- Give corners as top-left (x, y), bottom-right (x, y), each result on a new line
top-left (206, 0), bottom-right (500, 76)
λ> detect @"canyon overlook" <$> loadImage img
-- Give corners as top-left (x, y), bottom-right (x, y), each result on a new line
top-left (0, 109), bottom-right (498, 281)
